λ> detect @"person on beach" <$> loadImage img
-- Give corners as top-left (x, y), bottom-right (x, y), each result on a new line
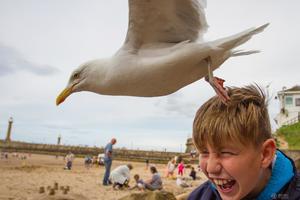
top-left (189, 167), bottom-right (197, 180)
top-left (130, 174), bottom-right (145, 191)
top-left (176, 176), bottom-right (191, 188)
top-left (64, 152), bottom-right (74, 170)
top-left (178, 160), bottom-right (185, 176)
top-left (109, 164), bottom-right (133, 190)
top-left (145, 159), bottom-right (149, 170)
top-left (102, 138), bottom-right (117, 186)
top-left (144, 166), bottom-right (163, 191)
top-left (84, 155), bottom-right (92, 169)
top-left (165, 158), bottom-right (176, 178)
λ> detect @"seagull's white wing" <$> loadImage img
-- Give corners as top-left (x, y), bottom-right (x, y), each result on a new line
top-left (123, 0), bottom-right (208, 50)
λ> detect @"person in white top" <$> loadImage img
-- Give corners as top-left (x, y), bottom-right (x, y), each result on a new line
top-left (165, 158), bottom-right (176, 178)
top-left (64, 152), bottom-right (75, 170)
top-left (109, 164), bottom-right (133, 189)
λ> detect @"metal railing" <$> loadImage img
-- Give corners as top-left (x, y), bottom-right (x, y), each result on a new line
top-left (282, 115), bottom-right (300, 126)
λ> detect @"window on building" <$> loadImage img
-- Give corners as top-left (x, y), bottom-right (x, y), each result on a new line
top-left (296, 98), bottom-right (300, 106)
top-left (285, 96), bottom-right (293, 106)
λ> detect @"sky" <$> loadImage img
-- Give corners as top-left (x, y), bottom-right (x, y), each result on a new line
top-left (0, 0), bottom-right (299, 152)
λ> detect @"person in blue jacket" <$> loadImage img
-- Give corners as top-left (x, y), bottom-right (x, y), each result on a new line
top-left (103, 138), bottom-right (117, 186)
top-left (188, 85), bottom-right (300, 200)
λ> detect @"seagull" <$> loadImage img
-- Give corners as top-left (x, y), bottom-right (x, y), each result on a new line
top-left (56, 0), bottom-right (268, 106)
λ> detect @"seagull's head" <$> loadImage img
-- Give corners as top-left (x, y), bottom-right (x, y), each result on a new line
top-left (56, 59), bottom-right (109, 106)
top-left (56, 63), bottom-right (91, 106)
top-left (56, 58), bottom-right (110, 105)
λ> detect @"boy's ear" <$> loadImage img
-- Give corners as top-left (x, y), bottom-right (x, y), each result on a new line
top-left (261, 139), bottom-right (276, 168)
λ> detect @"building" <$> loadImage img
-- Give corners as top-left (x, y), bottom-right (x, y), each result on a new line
top-left (275, 85), bottom-right (300, 127)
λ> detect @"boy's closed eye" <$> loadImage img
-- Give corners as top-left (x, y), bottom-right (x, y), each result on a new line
top-left (219, 148), bottom-right (241, 157)
top-left (220, 151), bottom-right (238, 156)
top-left (199, 150), bottom-right (209, 158)
top-left (199, 149), bottom-right (240, 158)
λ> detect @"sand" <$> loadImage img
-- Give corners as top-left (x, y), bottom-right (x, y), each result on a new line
top-left (0, 153), bottom-right (206, 200)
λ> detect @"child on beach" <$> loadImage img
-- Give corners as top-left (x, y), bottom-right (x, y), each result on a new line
top-left (189, 167), bottom-right (196, 180)
top-left (165, 158), bottom-right (176, 178)
top-left (177, 160), bottom-right (184, 176)
top-left (188, 85), bottom-right (300, 200)
top-left (176, 176), bottom-right (191, 188)
top-left (130, 174), bottom-right (145, 191)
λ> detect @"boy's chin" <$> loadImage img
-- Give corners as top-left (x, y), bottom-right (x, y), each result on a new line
top-left (214, 180), bottom-right (242, 200)
top-left (218, 186), bottom-right (252, 200)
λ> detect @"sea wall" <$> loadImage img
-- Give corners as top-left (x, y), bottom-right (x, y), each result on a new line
top-left (0, 140), bottom-right (179, 164)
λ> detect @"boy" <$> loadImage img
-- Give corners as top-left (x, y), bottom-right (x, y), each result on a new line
top-left (188, 85), bottom-right (300, 200)
top-left (130, 174), bottom-right (145, 191)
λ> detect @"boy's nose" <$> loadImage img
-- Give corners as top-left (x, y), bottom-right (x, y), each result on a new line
top-left (206, 157), bottom-right (221, 174)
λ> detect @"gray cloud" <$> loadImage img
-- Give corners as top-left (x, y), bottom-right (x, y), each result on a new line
top-left (0, 44), bottom-right (59, 76)
top-left (155, 92), bottom-right (198, 118)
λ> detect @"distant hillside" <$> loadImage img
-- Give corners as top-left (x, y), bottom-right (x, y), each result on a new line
top-left (276, 122), bottom-right (300, 149)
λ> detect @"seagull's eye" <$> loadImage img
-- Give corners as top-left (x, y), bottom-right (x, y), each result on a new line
top-left (73, 73), bottom-right (80, 79)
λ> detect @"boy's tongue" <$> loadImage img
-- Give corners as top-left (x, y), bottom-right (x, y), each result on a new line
top-left (219, 180), bottom-right (236, 192)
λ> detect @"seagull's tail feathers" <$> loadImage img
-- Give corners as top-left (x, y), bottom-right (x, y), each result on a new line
top-left (213, 23), bottom-right (269, 51)
top-left (231, 49), bottom-right (261, 57)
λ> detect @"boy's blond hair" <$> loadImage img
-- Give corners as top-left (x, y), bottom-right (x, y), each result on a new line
top-left (193, 84), bottom-right (271, 151)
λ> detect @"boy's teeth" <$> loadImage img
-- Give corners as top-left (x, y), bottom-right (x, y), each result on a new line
top-left (215, 179), bottom-right (221, 185)
top-left (214, 179), bottom-right (231, 185)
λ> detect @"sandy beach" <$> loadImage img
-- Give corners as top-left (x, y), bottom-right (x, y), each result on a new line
top-left (0, 153), bottom-right (206, 200)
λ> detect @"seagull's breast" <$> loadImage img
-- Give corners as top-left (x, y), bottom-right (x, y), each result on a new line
top-left (102, 43), bottom-right (211, 97)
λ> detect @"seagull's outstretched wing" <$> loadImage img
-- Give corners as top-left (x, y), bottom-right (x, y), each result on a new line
top-left (123, 0), bottom-right (208, 50)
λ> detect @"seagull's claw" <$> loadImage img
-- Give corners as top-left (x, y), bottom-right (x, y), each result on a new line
top-left (204, 57), bottom-right (230, 104)
top-left (205, 76), bottom-right (230, 104)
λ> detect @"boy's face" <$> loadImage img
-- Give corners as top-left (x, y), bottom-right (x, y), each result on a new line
top-left (134, 176), bottom-right (139, 182)
top-left (199, 142), bottom-right (268, 200)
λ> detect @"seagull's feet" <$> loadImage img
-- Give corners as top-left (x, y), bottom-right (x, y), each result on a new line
top-left (205, 76), bottom-right (230, 104)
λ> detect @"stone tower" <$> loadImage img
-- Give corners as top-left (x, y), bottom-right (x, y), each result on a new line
top-left (185, 137), bottom-right (197, 153)
top-left (57, 134), bottom-right (61, 145)
top-left (5, 117), bottom-right (13, 142)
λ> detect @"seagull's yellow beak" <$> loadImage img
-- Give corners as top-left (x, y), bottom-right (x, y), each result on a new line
top-left (56, 86), bottom-right (73, 106)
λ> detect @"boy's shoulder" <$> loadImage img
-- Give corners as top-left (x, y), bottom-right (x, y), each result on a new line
top-left (277, 150), bottom-right (300, 199)
top-left (278, 172), bottom-right (300, 199)
top-left (186, 173), bottom-right (300, 200)
top-left (187, 181), bottom-right (221, 200)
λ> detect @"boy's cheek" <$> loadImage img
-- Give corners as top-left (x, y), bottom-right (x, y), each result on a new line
top-left (199, 161), bottom-right (207, 173)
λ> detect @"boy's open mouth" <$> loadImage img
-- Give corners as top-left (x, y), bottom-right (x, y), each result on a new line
top-left (213, 179), bottom-right (236, 193)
